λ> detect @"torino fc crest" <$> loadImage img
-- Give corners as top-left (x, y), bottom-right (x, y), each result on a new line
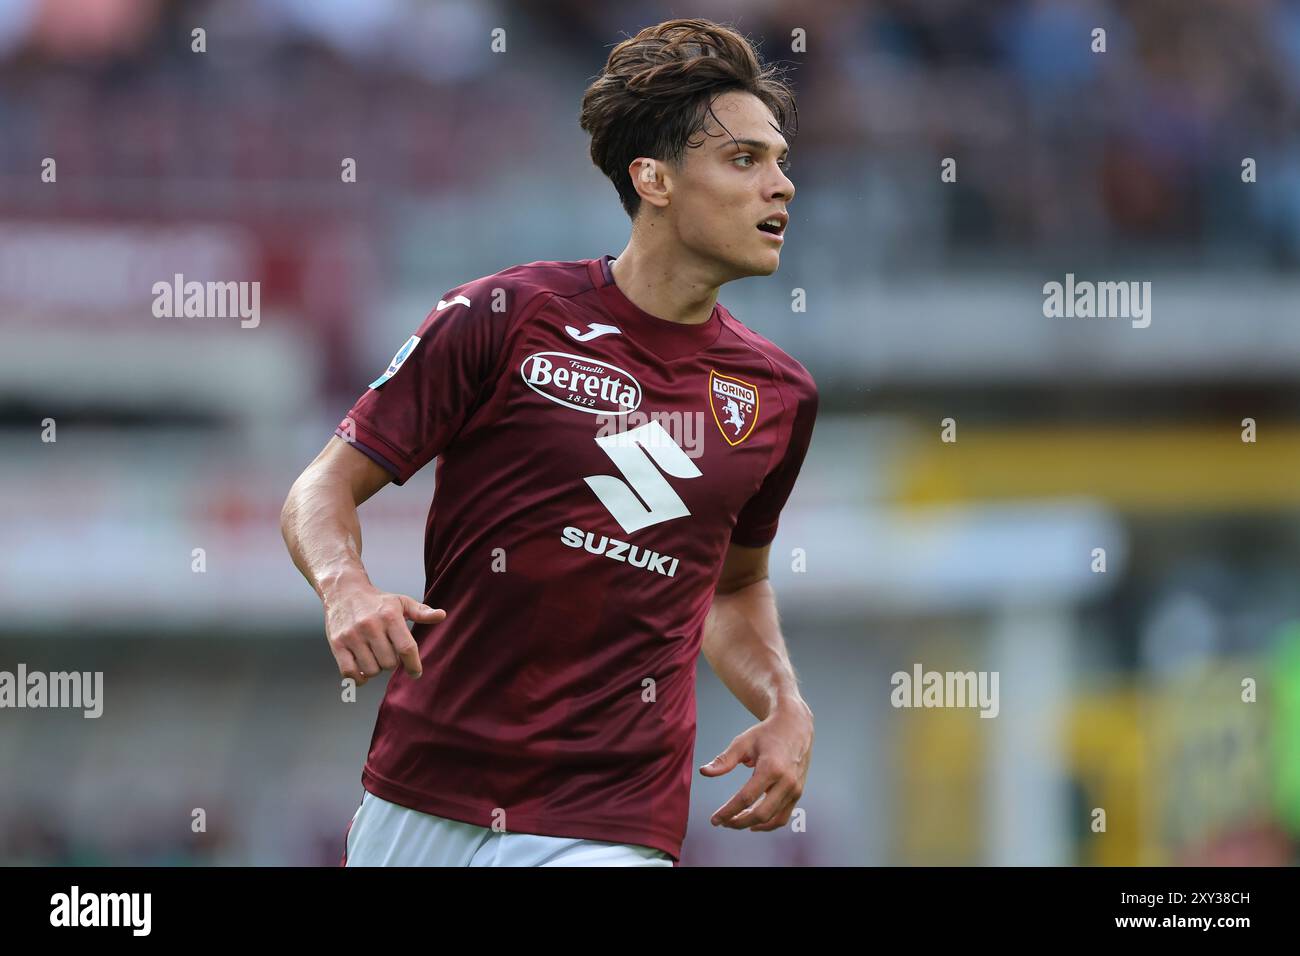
top-left (709, 370), bottom-right (758, 446)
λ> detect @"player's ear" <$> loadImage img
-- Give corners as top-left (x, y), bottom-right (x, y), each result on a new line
top-left (628, 158), bottom-right (670, 210)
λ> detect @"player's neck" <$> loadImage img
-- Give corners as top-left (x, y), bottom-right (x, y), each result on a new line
top-left (609, 240), bottom-right (720, 327)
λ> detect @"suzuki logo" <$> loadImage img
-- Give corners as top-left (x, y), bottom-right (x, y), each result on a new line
top-left (584, 420), bottom-right (700, 534)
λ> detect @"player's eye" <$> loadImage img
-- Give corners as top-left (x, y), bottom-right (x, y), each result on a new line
top-left (778, 157), bottom-right (792, 173)
top-left (732, 154), bottom-right (755, 168)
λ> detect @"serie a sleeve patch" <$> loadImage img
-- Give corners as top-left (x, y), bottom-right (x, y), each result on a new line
top-left (368, 335), bottom-right (421, 389)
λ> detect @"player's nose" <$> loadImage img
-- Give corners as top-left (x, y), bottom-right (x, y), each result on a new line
top-left (767, 167), bottom-right (794, 204)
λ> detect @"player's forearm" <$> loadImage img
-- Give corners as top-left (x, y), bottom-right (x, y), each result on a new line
top-left (280, 471), bottom-right (374, 602)
top-left (701, 578), bottom-right (809, 722)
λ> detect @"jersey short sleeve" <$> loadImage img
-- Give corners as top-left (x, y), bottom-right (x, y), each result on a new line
top-left (729, 375), bottom-right (819, 548)
top-left (335, 279), bottom-right (518, 485)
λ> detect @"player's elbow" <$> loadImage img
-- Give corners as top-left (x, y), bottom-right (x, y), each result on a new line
top-left (279, 463), bottom-right (325, 543)
top-left (279, 473), bottom-right (306, 545)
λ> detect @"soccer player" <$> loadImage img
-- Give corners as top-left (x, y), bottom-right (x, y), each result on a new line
top-left (281, 17), bottom-right (818, 866)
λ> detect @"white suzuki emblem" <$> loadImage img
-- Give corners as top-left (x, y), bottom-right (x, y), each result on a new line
top-left (584, 420), bottom-right (700, 534)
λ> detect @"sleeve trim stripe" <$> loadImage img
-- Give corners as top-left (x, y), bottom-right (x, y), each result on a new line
top-left (340, 420), bottom-right (417, 483)
top-left (343, 435), bottom-right (406, 485)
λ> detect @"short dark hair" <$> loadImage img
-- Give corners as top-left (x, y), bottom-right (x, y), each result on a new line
top-left (579, 18), bottom-right (798, 219)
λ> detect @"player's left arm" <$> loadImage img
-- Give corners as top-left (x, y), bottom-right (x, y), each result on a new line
top-left (698, 540), bottom-right (814, 831)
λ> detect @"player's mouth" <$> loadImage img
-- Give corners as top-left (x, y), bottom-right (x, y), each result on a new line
top-left (756, 212), bottom-right (788, 244)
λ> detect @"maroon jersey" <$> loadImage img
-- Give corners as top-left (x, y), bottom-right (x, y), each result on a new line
top-left (335, 255), bottom-right (818, 860)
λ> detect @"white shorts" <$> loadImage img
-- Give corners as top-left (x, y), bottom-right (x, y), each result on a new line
top-left (342, 790), bottom-right (674, 867)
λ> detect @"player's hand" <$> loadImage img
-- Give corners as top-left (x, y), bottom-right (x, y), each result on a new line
top-left (698, 699), bottom-right (813, 831)
top-left (321, 578), bottom-right (446, 687)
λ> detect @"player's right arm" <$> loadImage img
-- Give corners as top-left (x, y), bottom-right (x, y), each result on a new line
top-left (280, 436), bottom-right (445, 686)
top-left (286, 271), bottom-right (524, 684)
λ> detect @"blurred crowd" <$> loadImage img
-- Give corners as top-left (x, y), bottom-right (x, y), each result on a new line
top-left (1, 0), bottom-right (1300, 262)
